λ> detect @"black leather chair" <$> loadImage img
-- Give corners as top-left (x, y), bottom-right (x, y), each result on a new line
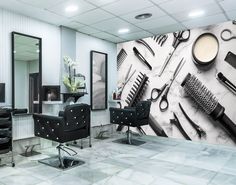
top-left (33, 103), bottom-right (91, 170)
top-left (109, 101), bottom-right (151, 145)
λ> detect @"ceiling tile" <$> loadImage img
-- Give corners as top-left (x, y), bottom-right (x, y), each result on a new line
top-left (226, 10), bottom-right (236, 20)
top-left (85, 0), bottom-right (120, 7)
top-left (91, 32), bottom-right (126, 43)
top-left (118, 30), bottom-right (153, 40)
top-left (107, 36), bottom-right (126, 43)
top-left (106, 24), bottom-right (142, 35)
top-left (159, 0), bottom-right (215, 14)
top-left (73, 8), bottom-right (114, 24)
top-left (135, 16), bottom-right (177, 29)
top-left (17, 0), bottom-right (65, 9)
top-left (120, 6), bottom-right (166, 24)
top-left (0, 0), bottom-right (68, 25)
top-left (219, 0), bottom-right (236, 12)
top-left (182, 13), bottom-right (227, 29)
top-left (149, 24), bottom-right (186, 35)
top-left (63, 21), bottom-right (86, 29)
top-left (151, 0), bottom-right (171, 4)
top-left (102, 0), bottom-right (153, 16)
top-left (173, 3), bottom-right (223, 22)
top-left (77, 26), bottom-right (101, 34)
top-left (91, 17), bottom-right (140, 33)
top-left (47, 0), bottom-right (96, 18)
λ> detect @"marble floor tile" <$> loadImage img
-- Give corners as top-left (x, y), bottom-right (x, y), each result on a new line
top-left (42, 174), bottom-right (91, 185)
top-left (132, 160), bottom-right (176, 177)
top-left (219, 153), bottom-right (236, 176)
top-left (66, 166), bottom-right (108, 183)
top-left (109, 153), bottom-right (149, 166)
top-left (0, 134), bottom-right (236, 185)
top-left (208, 173), bottom-right (236, 185)
top-left (150, 176), bottom-right (186, 185)
top-left (125, 147), bottom-right (158, 158)
top-left (0, 172), bottom-right (42, 185)
top-left (87, 161), bottom-right (126, 175)
top-left (101, 158), bottom-right (132, 168)
top-left (164, 165), bottom-right (216, 185)
top-left (184, 147), bottom-right (234, 171)
top-left (141, 142), bottom-right (174, 153)
top-left (0, 166), bottom-right (22, 178)
top-left (93, 176), bottom-right (142, 185)
top-left (117, 168), bottom-right (155, 185)
top-left (22, 163), bottom-right (62, 181)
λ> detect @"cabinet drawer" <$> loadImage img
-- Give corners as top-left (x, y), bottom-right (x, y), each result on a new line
top-left (0, 128), bottom-right (11, 136)
top-left (0, 136), bottom-right (10, 144)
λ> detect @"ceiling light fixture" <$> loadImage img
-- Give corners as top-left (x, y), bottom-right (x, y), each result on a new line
top-left (189, 10), bottom-right (205, 18)
top-left (118, 28), bottom-right (130, 34)
top-left (135, 13), bottom-right (152, 20)
top-left (65, 5), bottom-right (78, 12)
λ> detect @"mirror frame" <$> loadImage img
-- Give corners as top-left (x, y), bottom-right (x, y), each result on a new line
top-left (90, 50), bottom-right (108, 111)
top-left (11, 32), bottom-right (42, 113)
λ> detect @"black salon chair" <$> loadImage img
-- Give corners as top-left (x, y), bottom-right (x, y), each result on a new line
top-left (109, 101), bottom-right (151, 145)
top-left (33, 103), bottom-right (91, 170)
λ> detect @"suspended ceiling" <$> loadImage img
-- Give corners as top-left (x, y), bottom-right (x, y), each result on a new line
top-left (0, 0), bottom-right (235, 43)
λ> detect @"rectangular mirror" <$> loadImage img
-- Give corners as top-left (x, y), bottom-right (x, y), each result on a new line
top-left (12, 32), bottom-right (42, 113)
top-left (90, 50), bottom-right (107, 110)
top-left (0, 83), bottom-right (5, 103)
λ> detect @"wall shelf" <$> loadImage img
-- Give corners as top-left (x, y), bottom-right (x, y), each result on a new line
top-left (42, 101), bottom-right (63, 105)
top-left (61, 92), bottom-right (87, 103)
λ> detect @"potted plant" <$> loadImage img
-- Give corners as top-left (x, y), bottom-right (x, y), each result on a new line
top-left (63, 56), bottom-right (81, 93)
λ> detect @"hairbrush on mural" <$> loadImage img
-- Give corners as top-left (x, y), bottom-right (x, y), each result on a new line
top-left (116, 20), bottom-right (236, 147)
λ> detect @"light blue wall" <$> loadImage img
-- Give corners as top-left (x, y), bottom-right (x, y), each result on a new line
top-left (60, 26), bottom-right (76, 93)
top-left (76, 32), bottom-right (117, 126)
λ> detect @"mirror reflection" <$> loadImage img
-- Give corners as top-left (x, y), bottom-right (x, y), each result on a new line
top-left (12, 33), bottom-right (41, 113)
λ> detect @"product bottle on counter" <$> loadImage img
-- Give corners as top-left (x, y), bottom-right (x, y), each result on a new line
top-left (112, 90), bottom-right (116, 100)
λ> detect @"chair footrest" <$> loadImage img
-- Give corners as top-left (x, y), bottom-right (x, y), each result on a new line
top-left (39, 156), bottom-right (85, 170)
top-left (20, 144), bottom-right (40, 157)
top-left (112, 138), bottom-right (145, 146)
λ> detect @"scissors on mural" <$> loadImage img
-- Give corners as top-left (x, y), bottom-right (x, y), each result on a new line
top-left (149, 58), bottom-right (185, 112)
top-left (221, 29), bottom-right (236, 41)
top-left (117, 64), bottom-right (136, 98)
top-left (158, 30), bottom-right (190, 77)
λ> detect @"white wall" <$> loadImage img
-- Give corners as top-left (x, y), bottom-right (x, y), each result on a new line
top-left (0, 8), bottom-right (61, 106)
top-left (76, 33), bottom-right (117, 126)
top-left (0, 8), bottom-right (118, 128)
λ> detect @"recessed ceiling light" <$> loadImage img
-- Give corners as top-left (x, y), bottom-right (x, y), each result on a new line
top-left (118, 28), bottom-right (130, 34)
top-left (65, 5), bottom-right (78, 12)
top-left (135, 13), bottom-right (152, 20)
top-left (189, 10), bottom-right (205, 18)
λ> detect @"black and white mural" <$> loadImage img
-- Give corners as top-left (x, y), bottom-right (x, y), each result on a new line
top-left (91, 51), bottom-right (107, 110)
top-left (117, 20), bottom-right (236, 146)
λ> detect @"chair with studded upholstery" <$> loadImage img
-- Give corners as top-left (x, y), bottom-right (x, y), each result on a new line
top-left (33, 103), bottom-right (91, 170)
top-left (109, 100), bottom-right (151, 146)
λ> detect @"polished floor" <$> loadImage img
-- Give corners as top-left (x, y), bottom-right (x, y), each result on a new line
top-left (0, 134), bottom-right (236, 185)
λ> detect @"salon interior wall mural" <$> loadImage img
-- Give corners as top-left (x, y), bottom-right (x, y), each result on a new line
top-left (117, 20), bottom-right (236, 146)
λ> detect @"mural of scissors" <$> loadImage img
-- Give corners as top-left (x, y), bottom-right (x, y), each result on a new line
top-left (158, 30), bottom-right (190, 77)
top-left (159, 58), bottom-right (185, 112)
top-left (148, 84), bottom-right (168, 102)
top-left (221, 29), bottom-right (236, 41)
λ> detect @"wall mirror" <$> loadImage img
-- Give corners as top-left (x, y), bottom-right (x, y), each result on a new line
top-left (12, 32), bottom-right (42, 113)
top-left (90, 51), bottom-right (107, 110)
